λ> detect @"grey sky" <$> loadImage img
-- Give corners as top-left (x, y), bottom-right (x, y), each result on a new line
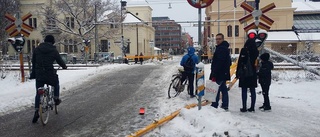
top-left (126, 0), bottom-right (206, 42)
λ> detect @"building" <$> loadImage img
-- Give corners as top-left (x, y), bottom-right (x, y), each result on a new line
top-left (9, 0), bottom-right (155, 59)
top-left (152, 17), bottom-right (182, 54)
top-left (205, 0), bottom-right (295, 54)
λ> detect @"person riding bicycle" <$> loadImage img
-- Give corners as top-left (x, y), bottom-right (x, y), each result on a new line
top-left (180, 46), bottom-right (199, 98)
top-left (30, 35), bottom-right (67, 123)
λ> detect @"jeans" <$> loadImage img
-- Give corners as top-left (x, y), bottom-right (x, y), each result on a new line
top-left (181, 72), bottom-right (195, 96)
top-left (261, 84), bottom-right (271, 108)
top-left (213, 81), bottom-right (228, 108)
top-left (35, 80), bottom-right (60, 110)
top-left (241, 87), bottom-right (256, 109)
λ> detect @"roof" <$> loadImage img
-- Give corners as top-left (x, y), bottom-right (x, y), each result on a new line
top-left (154, 47), bottom-right (161, 51)
top-left (292, 1), bottom-right (320, 12)
top-left (294, 14), bottom-right (320, 31)
top-left (123, 12), bottom-right (143, 23)
top-left (266, 31), bottom-right (320, 42)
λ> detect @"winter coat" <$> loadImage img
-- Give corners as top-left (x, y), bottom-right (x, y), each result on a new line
top-left (210, 41), bottom-right (232, 81)
top-left (258, 61), bottom-right (274, 86)
top-left (180, 47), bottom-right (199, 74)
top-left (30, 42), bottom-right (67, 86)
top-left (139, 53), bottom-right (144, 62)
top-left (236, 47), bottom-right (259, 88)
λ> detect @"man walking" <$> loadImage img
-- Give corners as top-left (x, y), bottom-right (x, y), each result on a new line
top-left (209, 33), bottom-right (232, 110)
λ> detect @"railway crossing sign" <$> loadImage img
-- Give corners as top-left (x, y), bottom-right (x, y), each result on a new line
top-left (5, 12), bottom-right (33, 37)
top-left (187, 0), bottom-right (214, 8)
top-left (239, 2), bottom-right (276, 32)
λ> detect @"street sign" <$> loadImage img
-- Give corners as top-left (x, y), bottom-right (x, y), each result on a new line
top-left (239, 2), bottom-right (276, 31)
top-left (4, 13), bottom-right (33, 37)
top-left (187, 0), bottom-right (214, 9)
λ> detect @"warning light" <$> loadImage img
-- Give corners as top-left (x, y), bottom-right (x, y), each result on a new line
top-left (248, 33), bottom-right (256, 39)
top-left (139, 108), bottom-right (145, 115)
top-left (259, 33), bottom-right (266, 38)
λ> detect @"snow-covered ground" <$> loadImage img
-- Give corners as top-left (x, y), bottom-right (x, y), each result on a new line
top-left (150, 62), bottom-right (320, 137)
top-left (1, 57), bottom-right (320, 136)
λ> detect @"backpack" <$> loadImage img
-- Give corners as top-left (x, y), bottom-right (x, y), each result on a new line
top-left (184, 55), bottom-right (195, 72)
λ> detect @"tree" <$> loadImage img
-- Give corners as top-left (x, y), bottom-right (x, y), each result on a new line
top-left (0, 0), bottom-right (20, 55)
top-left (38, 0), bottom-right (122, 52)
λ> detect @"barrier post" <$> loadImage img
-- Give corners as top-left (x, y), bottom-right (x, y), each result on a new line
top-left (196, 62), bottom-right (205, 110)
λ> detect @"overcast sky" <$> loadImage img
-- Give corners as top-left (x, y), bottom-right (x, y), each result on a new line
top-left (125, 0), bottom-right (206, 42)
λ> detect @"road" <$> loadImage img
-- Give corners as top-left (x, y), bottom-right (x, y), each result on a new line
top-left (0, 61), bottom-right (177, 137)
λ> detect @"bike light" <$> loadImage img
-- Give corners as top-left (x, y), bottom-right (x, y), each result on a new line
top-left (139, 108), bottom-right (145, 115)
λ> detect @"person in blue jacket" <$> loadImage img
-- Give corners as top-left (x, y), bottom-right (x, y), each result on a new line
top-left (180, 46), bottom-right (199, 98)
top-left (209, 33), bottom-right (232, 110)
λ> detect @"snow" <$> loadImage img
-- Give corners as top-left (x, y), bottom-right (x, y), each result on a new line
top-left (149, 61), bottom-right (320, 136)
top-left (292, 1), bottom-right (320, 12)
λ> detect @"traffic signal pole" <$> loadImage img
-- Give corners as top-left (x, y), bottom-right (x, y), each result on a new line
top-left (19, 52), bottom-right (25, 82)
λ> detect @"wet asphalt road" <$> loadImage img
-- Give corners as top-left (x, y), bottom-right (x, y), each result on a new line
top-left (0, 62), bottom-right (175, 137)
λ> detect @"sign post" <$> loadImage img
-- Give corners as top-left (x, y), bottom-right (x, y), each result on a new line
top-left (196, 62), bottom-right (205, 110)
top-left (5, 12), bottom-right (33, 82)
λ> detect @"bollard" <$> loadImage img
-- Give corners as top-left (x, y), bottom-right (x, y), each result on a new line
top-left (196, 62), bottom-right (205, 110)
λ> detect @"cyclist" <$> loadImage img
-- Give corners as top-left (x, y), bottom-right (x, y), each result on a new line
top-left (180, 46), bottom-right (199, 98)
top-left (30, 35), bottom-right (67, 123)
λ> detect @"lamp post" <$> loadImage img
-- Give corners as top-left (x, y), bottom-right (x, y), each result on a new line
top-left (120, 0), bottom-right (127, 60)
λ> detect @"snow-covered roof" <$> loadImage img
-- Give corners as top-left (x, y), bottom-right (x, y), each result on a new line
top-left (123, 12), bottom-right (143, 23)
top-left (292, 1), bottom-right (320, 12)
top-left (154, 47), bottom-right (161, 51)
top-left (266, 31), bottom-right (320, 42)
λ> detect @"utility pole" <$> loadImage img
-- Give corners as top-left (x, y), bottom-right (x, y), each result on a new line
top-left (120, 1), bottom-right (127, 61)
top-left (218, 0), bottom-right (220, 33)
top-left (94, 3), bottom-right (98, 60)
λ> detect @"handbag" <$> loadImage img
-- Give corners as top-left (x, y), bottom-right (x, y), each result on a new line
top-left (205, 80), bottom-right (219, 102)
top-left (238, 49), bottom-right (253, 78)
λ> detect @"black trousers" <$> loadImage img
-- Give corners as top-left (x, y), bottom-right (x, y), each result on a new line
top-left (261, 84), bottom-right (271, 108)
top-left (181, 72), bottom-right (195, 96)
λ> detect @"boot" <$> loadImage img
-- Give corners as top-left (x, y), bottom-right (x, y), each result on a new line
top-left (54, 98), bottom-right (61, 105)
top-left (248, 107), bottom-right (255, 112)
top-left (32, 110), bottom-right (39, 123)
top-left (240, 108), bottom-right (247, 112)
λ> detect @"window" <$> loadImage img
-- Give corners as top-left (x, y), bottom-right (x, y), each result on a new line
top-left (101, 40), bottom-right (109, 52)
top-left (126, 42), bottom-right (130, 53)
top-left (64, 45), bottom-right (69, 53)
top-left (235, 48), bottom-right (240, 54)
top-left (227, 25), bottom-right (232, 37)
top-left (110, 23), bottom-right (119, 28)
top-left (247, 1), bottom-right (256, 8)
top-left (66, 17), bottom-right (75, 29)
top-left (28, 18), bottom-right (37, 29)
top-left (27, 40), bottom-right (31, 53)
top-left (235, 25), bottom-right (239, 37)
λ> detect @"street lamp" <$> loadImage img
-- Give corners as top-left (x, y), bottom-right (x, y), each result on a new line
top-left (120, 0), bottom-right (127, 60)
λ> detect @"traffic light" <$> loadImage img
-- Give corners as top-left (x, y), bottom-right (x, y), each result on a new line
top-left (247, 29), bottom-right (257, 39)
top-left (256, 29), bottom-right (268, 48)
top-left (7, 36), bottom-right (25, 53)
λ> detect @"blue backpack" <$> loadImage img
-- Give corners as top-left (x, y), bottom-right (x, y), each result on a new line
top-left (184, 55), bottom-right (195, 72)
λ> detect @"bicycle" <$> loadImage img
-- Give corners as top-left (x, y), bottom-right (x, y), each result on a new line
top-left (168, 68), bottom-right (190, 98)
top-left (37, 84), bottom-right (58, 125)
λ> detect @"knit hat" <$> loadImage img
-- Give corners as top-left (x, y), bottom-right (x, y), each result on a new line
top-left (260, 53), bottom-right (270, 61)
top-left (44, 35), bottom-right (55, 44)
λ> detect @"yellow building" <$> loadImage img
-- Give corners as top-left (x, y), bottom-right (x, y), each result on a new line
top-left (205, 0), bottom-right (295, 54)
top-left (10, 1), bottom-right (155, 60)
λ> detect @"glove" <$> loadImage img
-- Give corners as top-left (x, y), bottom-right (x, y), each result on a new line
top-left (209, 72), bottom-right (216, 80)
top-left (62, 66), bottom-right (67, 69)
top-left (211, 77), bottom-right (216, 82)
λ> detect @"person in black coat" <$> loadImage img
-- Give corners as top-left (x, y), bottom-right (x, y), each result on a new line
top-left (30, 35), bottom-right (67, 123)
top-left (236, 38), bottom-right (259, 112)
top-left (209, 33), bottom-right (232, 110)
top-left (139, 52), bottom-right (144, 65)
top-left (258, 53), bottom-right (274, 111)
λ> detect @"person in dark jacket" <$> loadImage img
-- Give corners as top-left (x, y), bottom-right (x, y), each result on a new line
top-left (30, 35), bottom-right (67, 123)
top-left (139, 52), bottom-right (144, 65)
top-left (258, 53), bottom-right (274, 111)
top-left (180, 46), bottom-right (199, 98)
top-left (209, 33), bottom-right (232, 110)
top-left (236, 38), bottom-right (259, 112)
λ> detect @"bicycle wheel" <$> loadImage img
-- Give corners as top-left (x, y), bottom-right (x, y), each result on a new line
top-left (39, 95), bottom-right (50, 125)
top-left (49, 86), bottom-right (58, 115)
top-left (168, 77), bottom-right (181, 98)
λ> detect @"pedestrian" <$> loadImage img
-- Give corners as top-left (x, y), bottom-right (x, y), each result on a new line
top-left (209, 33), bottom-right (232, 110)
top-left (180, 46), bottom-right (199, 98)
top-left (139, 52), bottom-right (144, 65)
top-left (236, 38), bottom-right (259, 112)
top-left (258, 53), bottom-right (274, 111)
